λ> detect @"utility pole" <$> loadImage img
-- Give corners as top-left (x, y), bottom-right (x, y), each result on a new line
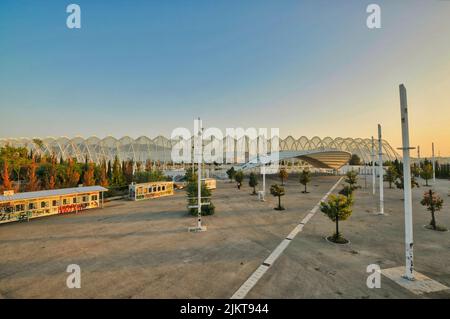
top-left (378, 125), bottom-right (384, 215)
top-left (399, 84), bottom-right (414, 280)
top-left (417, 145), bottom-right (420, 160)
top-left (432, 142), bottom-right (436, 185)
top-left (372, 136), bottom-right (376, 195)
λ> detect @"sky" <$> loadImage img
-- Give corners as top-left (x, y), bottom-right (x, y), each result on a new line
top-left (0, 0), bottom-right (449, 157)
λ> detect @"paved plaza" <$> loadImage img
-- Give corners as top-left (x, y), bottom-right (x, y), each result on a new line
top-left (0, 176), bottom-right (448, 298)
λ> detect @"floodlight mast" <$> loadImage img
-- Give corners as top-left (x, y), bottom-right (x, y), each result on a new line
top-left (399, 84), bottom-right (415, 280)
top-left (188, 117), bottom-right (207, 232)
top-left (378, 125), bottom-right (384, 215)
top-left (432, 142), bottom-right (436, 185)
top-left (371, 136), bottom-right (376, 195)
top-left (197, 118), bottom-right (202, 228)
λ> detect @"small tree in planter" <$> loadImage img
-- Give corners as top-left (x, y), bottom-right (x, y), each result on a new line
top-left (186, 180), bottom-right (215, 216)
top-left (421, 189), bottom-right (446, 231)
top-left (420, 163), bottom-right (433, 186)
top-left (226, 167), bottom-right (236, 183)
top-left (385, 164), bottom-right (399, 189)
top-left (234, 170), bottom-right (244, 190)
top-left (299, 169), bottom-right (311, 193)
top-left (339, 185), bottom-right (354, 199)
top-left (395, 171), bottom-right (419, 192)
top-left (279, 168), bottom-right (288, 185)
top-left (320, 194), bottom-right (353, 244)
top-left (344, 170), bottom-right (359, 191)
top-left (270, 184), bottom-right (285, 210)
top-left (248, 172), bottom-right (258, 195)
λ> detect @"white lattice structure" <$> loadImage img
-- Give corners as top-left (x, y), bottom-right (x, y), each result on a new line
top-left (0, 136), bottom-right (400, 165)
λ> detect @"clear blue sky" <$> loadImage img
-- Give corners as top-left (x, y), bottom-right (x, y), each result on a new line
top-left (1, 0), bottom-right (449, 156)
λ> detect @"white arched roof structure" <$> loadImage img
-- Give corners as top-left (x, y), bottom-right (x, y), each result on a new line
top-left (0, 135), bottom-right (400, 165)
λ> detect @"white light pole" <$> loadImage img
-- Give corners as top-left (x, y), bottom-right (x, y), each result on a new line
top-left (197, 119), bottom-right (202, 228)
top-left (378, 125), bottom-right (384, 215)
top-left (432, 142), bottom-right (436, 185)
top-left (188, 117), bottom-right (207, 232)
top-left (372, 136), bottom-right (376, 195)
top-left (399, 84), bottom-right (414, 280)
top-left (260, 165), bottom-right (266, 201)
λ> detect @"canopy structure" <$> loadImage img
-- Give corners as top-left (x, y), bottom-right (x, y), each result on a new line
top-left (0, 135), bottom-right (400, 165)
top-left (238, 149), bottom-right (352, 171)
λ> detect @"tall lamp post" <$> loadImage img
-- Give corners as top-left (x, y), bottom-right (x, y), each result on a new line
top-left (399, 84), bottom-right (415, 280)
top-left (432, 142), bottom-right (436, 185)
top-left (378, 125), bottom-right (384, 215)
top-left (188, 117), bottom-right (208, 232)
top-left (372, 136), bottom-right (376, 195)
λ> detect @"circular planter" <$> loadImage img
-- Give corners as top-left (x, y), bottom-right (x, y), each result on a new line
top-left (324, 236), bottom-right (351, 245)
top-left (422, 225), bottom-right (449, 232)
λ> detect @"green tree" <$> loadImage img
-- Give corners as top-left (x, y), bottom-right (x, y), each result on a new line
top-left (421, 189), bottom-right (445, 231)
top-left (186, 180), bottom-right (215, 216)
top-left (299, 169), bottom-right (311, 193)
top-left (123, 159), bottom-right (134, 185)
top-left (279, 168), bottom-right (288, 185)
top-left (420, 163), bottom-right (433, 186)
top-left (107, 160), bottom-right (112, 181)
top-left (270, 184), bottom-right (285, 210)
top-left (344, 170), bottom-right (359, 190)
top-left (395, 171), bottom-right (419, 191)
top-left (320, 194), bottom-right (353, 244)
top-left (226, 167), bottom-right (236, 183)
top-left (83, 162), bottom-right (95, 186)
top-left (133, 169), bottom-right (168, 183)
top-left (349, 154), bottom-right (361, 166)
top-left (99, 159), bottom-right (109, 188)
top-left (235, 170), bottom-right (244, 190)
top-left (385, 165), bottom-right (399, 189)
top-left (1, 161), bottom-right (13, 191)
top-left (65, 158), bottom-right (81, 187)
top-left (26, 157), bottom-right (40, 191)
top-left (248, 172), bottom-right (258, 195)
top-left (111, 155), bottom-right (124, 186)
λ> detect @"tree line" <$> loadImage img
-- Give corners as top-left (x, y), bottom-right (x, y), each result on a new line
top-left (0, 145), bottom-right (168, 193)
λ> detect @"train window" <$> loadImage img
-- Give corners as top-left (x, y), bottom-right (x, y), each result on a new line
top-left (28, 203), bottom-right (36, 210)
top-left (40, 201), bottom-right (47, 208)
top-left (157, 186), bottom-right (161, 191)
top-left (153, 187), bottom-right (156, 192)
top-left (73, 198), bottom-right (77, 204)
top-left (15, 204), bottom-right (24, 212)
top-left (63, 198), bottom-right (68, 205)
top-left (91, 195), bottom-right (98, 201)
top-left (162, 186), bottom-right (166, 191)
top-left (52, 200), bottom-right (58, 206)
top-left (148, 188), bottom-right (152, 193)
top-left (82, 196), bottom-right (89, 202)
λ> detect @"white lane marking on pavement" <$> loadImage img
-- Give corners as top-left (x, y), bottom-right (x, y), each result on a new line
top-left (230, 177), bottom-right (343, 299)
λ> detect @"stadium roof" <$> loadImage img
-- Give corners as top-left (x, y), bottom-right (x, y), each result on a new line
top-left (0, 135), bottom-right (400, 164)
